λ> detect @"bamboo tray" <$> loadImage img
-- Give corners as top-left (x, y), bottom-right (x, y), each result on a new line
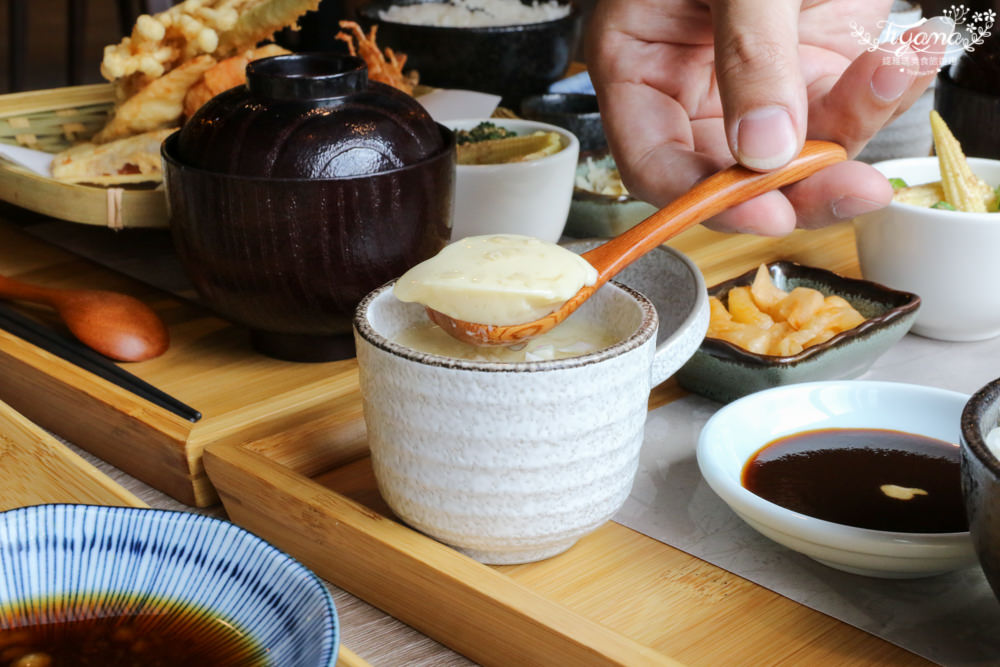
top-left (0, 219), bottom-right (369, 507)
top-left (0, 397), bottom-right (145, 511)
top-left (0, 84), bottom-right (168, 229)
top-left (204, 222), bottom-right (930, 665)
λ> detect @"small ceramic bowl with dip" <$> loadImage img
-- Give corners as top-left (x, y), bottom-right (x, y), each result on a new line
top-left (564, 149), bottom-right (657, 238)
top-left (854, 156), bottom-right (1000, 342)
top-left (698, 380), bottom-right (976, 578)
top-left (960, 377), bottom-right (1000, 604)
top-left (676, 261), bottom-right (921, 404)
top-left (447, 118), bottom-right (579, 243)
top-left (0, 504), bottom-right (338, 664)
top-left (354, 238), bottom-right (708, 564)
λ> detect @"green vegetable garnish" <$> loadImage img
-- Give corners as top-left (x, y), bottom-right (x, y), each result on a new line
top-left (932, 201), bottom-right (957, 210)
top-left (992, 186), bottom-right (1000, 212)
top-left (455, 122), bottom-right (517, 145)
top-left (888, 177), bottom-right (908, 190)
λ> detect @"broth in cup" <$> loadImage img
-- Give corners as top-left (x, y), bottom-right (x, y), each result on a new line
top-left (353, 252), bottom-right (708, 564)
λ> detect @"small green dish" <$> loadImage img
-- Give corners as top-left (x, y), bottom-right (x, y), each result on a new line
top-left (564, 150), bottom-right (657, 238)
top-left (676, 261), bottom-right (921, 403)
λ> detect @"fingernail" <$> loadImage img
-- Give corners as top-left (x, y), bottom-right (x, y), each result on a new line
top-left (832, 195), bottom-right (885, 219)
top-left (736, 106), bottom-right (798, 171)
top-left (871, 51), bottom-right (915, 101)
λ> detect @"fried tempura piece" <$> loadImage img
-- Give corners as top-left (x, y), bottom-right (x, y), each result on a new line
top-left (183, 43), bottom-right (290, 118)
top-left (336, 21), bottom-right (417, 95)
top-left (52, 128), bottom-right (175, 185)
top-left (216, 0), bottom-right (322, 55)
top-left (102, 0), bottom-right (319, 100)
top-left (94, 55), bottom-right (217, 143)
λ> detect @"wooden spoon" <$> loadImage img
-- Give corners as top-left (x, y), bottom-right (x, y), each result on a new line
top-left (0, 275), bottom-right (170, 362)
top-left (427, 140), bottom-right (848, 346)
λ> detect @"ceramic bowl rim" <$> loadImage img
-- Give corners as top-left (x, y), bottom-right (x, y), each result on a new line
top-left (870, 156), bottom-right (1000, 220)
top-left (358, 0), bottom-right (580, 33)
top-left (699, 260), bottom-right (921, 366)
top-left (448, 117), bottom-right (579, 172)
top-left (961, 377), bottom-right (1000, 478)
top-left (520, 92), bottom-right (601, 119)
top-left (0, 503), bottom-right (339, 665)
top-left (697, 380), bottom-right (972, 553)
top-left (354, 279), bottom-right (658, 372)
top-left (161, 124), bottom-right (456, 183)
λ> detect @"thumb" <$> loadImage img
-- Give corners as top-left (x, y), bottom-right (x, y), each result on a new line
top-left (712, 0), bottom-right (807, 171)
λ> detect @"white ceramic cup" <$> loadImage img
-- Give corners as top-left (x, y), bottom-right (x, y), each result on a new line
top-left (354, 273), bottom-right (707, 564)
top-left (447, 118), bottom-right (579, 243)
top-left (854, 157), bottom-right (1000, 342)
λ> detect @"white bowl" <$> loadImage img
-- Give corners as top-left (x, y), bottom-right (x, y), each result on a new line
top-left (697, 381), bottom-right (976, 578)
top-left (446, 118), bottom-right (579, 243)
top-left (854, 157), bottom-right (1000, 341)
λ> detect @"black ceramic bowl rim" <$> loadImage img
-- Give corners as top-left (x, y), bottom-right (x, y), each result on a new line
top-left (161, 124), bottom-right (455, 183)
top-left (358, 0), bottom-right (579, 33)
top-left (961, 378), bottom-right (1000, 479)
top-left (572, 148), bottom-right (639, 205)
top-left (521, 92), bottom-right (601, 117)
top-left (700, 261), bottom-right (921, 366)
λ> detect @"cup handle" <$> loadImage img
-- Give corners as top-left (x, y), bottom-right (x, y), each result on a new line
top-left (650, 296), bottom-right (710, 387)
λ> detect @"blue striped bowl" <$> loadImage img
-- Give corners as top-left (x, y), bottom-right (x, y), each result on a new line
top-left (0, 504), bottom-right (338, 665)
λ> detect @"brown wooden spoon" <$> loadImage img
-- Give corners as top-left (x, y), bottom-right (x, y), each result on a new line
top-left (0, 274), bottom-right (170, 362)
top-left (427, 140), bottom-right (848, 346)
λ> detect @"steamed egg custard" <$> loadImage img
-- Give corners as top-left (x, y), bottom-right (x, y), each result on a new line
top-left (392, 234), bottom-right (614, 360)
top-left (393, 234), bottom-right (599, 326)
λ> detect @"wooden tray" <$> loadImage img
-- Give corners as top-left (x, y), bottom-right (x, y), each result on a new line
top-left (0, 397), bottom-right (145, 511)
top-left (204, 222), bottom-right (931, 666)
top-left (0, 85), bottom-right (168, 229)
top-left (0, 219), bottom-right (369, 507)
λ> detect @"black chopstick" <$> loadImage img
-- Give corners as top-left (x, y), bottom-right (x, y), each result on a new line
top-left (0, 303), bottom-right (201, 423)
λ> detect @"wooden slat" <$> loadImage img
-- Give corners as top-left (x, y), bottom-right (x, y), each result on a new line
top-left (0, 220), bottom-right (371, 506)
top-left (0, 398), bottom-right (145, 510)
top-left (0, 83), bottom-right (114, 117)
top-left (203, 444), bottom-right (678, 667)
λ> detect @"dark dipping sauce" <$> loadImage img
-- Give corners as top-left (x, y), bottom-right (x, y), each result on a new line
top-left (0, 596), bottom-right (266, 667)
top-left (742, 427), bottom-right (966, 533)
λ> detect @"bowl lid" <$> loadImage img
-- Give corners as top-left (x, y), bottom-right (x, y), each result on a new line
top-left (176, 53), bottom-right (445, 178)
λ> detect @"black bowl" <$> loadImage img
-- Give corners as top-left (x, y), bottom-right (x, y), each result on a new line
top-left (357, 0), bottom-right (582, 105)
top-left (162, 131), bottom-right (454, 362)
top-left (934, 64), bottom-right (1000, 160)
top-left (520, 93), bottom-right (604, 151)
top-left (961, 378), bottom-right (1000, 603)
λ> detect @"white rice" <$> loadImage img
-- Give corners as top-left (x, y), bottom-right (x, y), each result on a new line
top-left (379, 0), bottom-right (570, 27)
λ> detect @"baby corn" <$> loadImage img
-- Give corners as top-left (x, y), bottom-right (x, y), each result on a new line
top-left (930, 110), bottom-right (994, 212)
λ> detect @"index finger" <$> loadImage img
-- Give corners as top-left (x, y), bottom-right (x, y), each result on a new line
top-left (595, 79), bottom-right (722, 208)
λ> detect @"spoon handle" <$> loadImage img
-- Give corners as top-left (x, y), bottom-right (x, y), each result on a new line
top-left (0, 274), bottom-right (60, 306)
top-left (580, 140), bottom-right (848, 284)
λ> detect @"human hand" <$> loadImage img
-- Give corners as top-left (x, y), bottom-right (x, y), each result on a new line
top-left (587, 0), bottom-right (953, 234)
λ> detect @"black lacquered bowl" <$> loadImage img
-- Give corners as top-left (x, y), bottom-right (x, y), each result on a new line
top-left (934, 64), bottom-right (1000, 160)
top-left (163, 54), bottom-right (455, 362)
top-left (358, 0), bottom-right (582, 105)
